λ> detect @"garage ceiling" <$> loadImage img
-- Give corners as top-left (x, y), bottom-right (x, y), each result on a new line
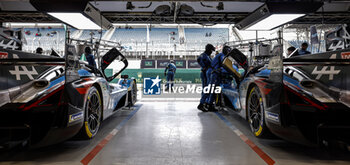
top-left (0, 0), bottom-right (349, 25)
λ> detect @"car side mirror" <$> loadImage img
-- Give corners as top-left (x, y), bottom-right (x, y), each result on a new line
top-left (101, 48), bottom-right (128, 82)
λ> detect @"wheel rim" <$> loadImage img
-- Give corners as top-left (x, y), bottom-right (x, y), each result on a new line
top-left (87, 91), bottom-right (101, 134)
top-left (248, 88), bottom-right (262, 133)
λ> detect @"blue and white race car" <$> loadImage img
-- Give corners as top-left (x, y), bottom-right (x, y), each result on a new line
top-left (218, 48), bottom-right (350, 146)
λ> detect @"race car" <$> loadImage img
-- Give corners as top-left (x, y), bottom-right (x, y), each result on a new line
top-left (218, 48), bottom-right (350, 146)
top-left (0, 45), bottom-right (137, 148)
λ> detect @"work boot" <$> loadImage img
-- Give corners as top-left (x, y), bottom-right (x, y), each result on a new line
top-left (203, 103), bottom-right (209, 111)
top-left (197, 104), bottom-right (208, 112)
top-left (207, 105), bottom-right (218, 112)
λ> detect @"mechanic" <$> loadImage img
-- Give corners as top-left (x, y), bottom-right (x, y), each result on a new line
top-left (85, 46), bottom-right (96, 68)
top-left (36, 47), bottom-right (43, 54)
top-left (205, 46), bottom-right (232, 112)
top-left (197, 44), bottom-right (215, 112)
top-left (164, 60), bottom-right (176, 91)
top-left (298, 42), bottom-right (311, 55)
top-left (287, 46), bottom-right (299, 57)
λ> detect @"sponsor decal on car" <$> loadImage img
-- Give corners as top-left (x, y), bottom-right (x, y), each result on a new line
top-left (265, 112), bottom-right (279, 123)
top-left (8, 54), bottom-right (38, 80)
top-left (0, 52), bottom-right (8, 59)
top-left (69, 111), bottom-right (84, 123)
top-left (311, 54), bottom-right (340, 80)
top-left (341, 52), bottom-right (350, 59)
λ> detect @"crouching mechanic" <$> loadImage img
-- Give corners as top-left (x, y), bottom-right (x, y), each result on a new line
top-left (205, 46), bottom-right (232, 112)
top-left (197, 44), bottom-right (215, 112)
top-left (164, 60), bottom-right (177, 90)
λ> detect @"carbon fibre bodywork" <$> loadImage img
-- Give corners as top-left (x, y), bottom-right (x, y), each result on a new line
top-left (0, 47), bottom-right (136, 148)
top-left (221, 48), bottom-right (350, 145)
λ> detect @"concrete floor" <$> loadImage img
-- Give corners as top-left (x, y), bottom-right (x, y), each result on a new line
top-left (1, 101), bottom-right (350, 165)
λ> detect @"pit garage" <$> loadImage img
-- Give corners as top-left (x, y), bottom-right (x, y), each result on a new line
top-left (0, 0), bottom-right (350, 165)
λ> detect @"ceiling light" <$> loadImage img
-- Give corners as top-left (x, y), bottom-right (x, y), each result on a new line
top-left (48, 13), bottom-right (100, 30)
top-left (4, 23), bottom-right (36, 27)
top-left (246, 14), bottom-right (305, 30)
top-left (31, 1), bottom-right (112, 30)
top-left (236, 2), bottom-right (323, 31)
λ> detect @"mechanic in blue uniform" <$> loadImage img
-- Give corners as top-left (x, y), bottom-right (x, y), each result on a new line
top-left (205, 46), bottom-right (232, 112)
top-left (85, 46), bottom-right (96, 68)
top-left (164, 60), bottom-right (177, 90)
top-left (298, 42), bottom-right (311, 55)
top-left (197, 44), bottom-right (215, 112)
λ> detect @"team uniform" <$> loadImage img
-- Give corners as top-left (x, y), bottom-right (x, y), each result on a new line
top-left (165, 62), bottom-right (176, 90)
top-left (205, 52), bottom-right (229, 106)
top-left (197, 52), bottom-right (212, 104)
top-left (86, 53), bottom-right (97, 68)
top-left (298, 49), bottom-right (311, 55)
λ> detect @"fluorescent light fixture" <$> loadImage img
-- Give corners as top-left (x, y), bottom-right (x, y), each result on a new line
top-left (37, 23), bottom-right (64, 26)
top-left (5, 23), bottom-right (36, 27)
top-left (235, 2), bottom-right (323, 31)
top-left (111, 23), bottom-right (231, 28)
top-left (4, 23), bottom-right (64, 28)
top-left (48, 12), bottom-right (101, 30)
top-left (113, 23), bottom-right (150, 26)
top-left (246, 14), bottom-right (304, 30)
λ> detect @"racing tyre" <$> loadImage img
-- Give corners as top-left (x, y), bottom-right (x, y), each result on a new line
top-left (128, 82), bottom-right (137, 107)
top-left (247, 86), bottom-right (271, 138)
top-left (78, 86), bottom-right (102, 139)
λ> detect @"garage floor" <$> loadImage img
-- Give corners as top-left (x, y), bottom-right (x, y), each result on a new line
top-left (1, 101), bottom-right (350, 165)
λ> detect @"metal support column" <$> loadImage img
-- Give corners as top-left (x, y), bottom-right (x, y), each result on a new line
top-left (278, 28), bottom-right (284, 58)
top-left (146, 24), bottom-right (150, 60)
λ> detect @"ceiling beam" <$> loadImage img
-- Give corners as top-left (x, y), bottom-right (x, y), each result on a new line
top-left (0, 11), bottom-right (349, 25)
